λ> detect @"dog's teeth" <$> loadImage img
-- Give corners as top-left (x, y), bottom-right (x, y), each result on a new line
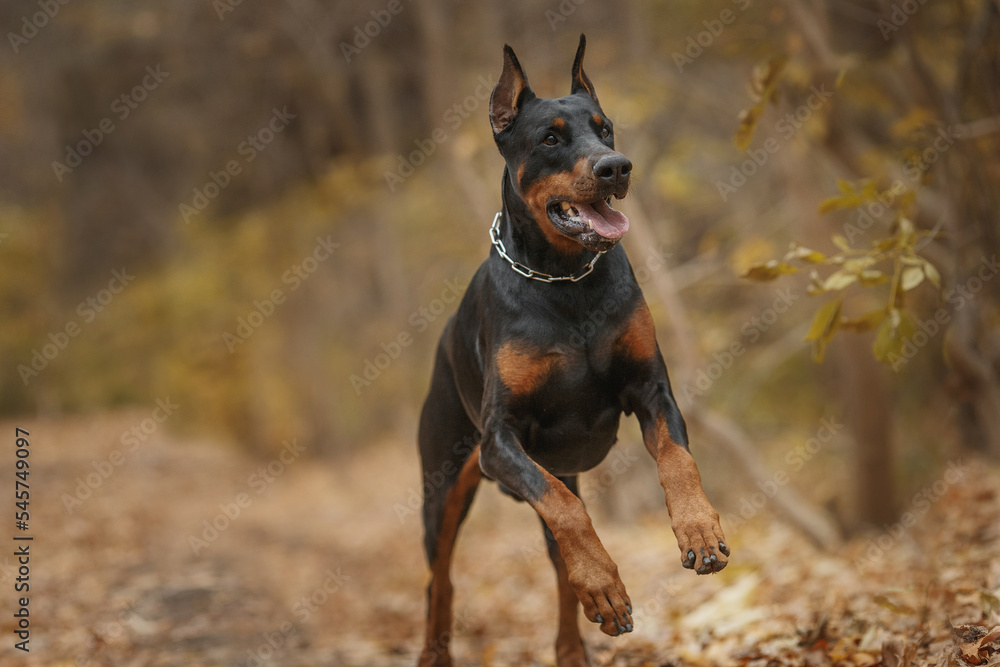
top-left (560, 202), bottom-right (571, 211)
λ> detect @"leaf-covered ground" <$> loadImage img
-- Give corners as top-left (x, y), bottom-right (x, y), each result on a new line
top-left (2, 412), bottom-right (998, 666)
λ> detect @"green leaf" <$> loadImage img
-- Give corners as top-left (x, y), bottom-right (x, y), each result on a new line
top-left (901, 266), bottom-right (925, 291)
top-left (742, 260), bottom-right (798, 281)
top-left (805, 298), bottom-right (842, 362)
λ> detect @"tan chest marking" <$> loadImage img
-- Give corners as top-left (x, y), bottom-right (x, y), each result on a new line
top-left (616, 301), bottom-right (657, 360)
top-left (496, 341), bottom-right (563, 395)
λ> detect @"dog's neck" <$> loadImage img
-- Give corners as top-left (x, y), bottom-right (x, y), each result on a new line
top-left (496, 167), bottom-right (600, 280)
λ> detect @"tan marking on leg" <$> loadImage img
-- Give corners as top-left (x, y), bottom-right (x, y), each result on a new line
top-left (496, 342), bottom-right (562, 396)
top-left (421, 447), bottom-right (482, 667)
top-left (647, 417), bottom-right (729, 574)
top-left (551, 540), bottom-right (589, 666)
top-left (616, 301), bottom-right (657, 360)
top-left (532, 471), bottom-right (632, 637)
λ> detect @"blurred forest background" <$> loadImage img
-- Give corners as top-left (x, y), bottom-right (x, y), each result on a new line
top-left (1, 0), bottom-right (999, 665)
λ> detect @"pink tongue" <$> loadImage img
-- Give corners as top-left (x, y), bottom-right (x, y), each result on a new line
top-left (576, 199), bottom-right (630, 239)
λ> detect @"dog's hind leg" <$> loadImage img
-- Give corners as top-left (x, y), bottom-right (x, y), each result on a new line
top-left (418, 342), bottom-right (482, 667)
top-left (541, 476), bottom-right (590, 667)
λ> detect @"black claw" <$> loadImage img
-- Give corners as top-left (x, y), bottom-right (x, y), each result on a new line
top-left (596, 614), bottom-right (603, 624)
top-left (710, 553), bottom-right (717, 562)
top-left (625, 623), bottom-right (633, 632)
top-left (702, 555), bottom-right (711, 565)
top-left (626, 602), bottom-right (632, 614)
top-left (684, 549), bottom-right (696, 568)
top-left (719, 541), bottom-right (730, 556)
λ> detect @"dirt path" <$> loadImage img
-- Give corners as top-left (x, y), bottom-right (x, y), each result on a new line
top-left (1, 413), bottom-right (997, 666)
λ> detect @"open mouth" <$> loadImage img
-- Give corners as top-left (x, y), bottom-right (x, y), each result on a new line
top-left (547, 197), bottom-right (630, 245)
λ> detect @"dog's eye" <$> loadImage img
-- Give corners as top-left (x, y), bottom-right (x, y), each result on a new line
top-left (601, 126), bottom-right (611, 139)
top-left (542, 133), bottom-right (558, 146)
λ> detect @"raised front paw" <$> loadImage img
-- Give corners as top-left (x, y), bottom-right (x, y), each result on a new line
top-left (674, 512), bottom-right (730, 574)
top-left (566, 557), bottom-right (634, 637)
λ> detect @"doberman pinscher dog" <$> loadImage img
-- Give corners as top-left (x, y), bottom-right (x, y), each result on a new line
top-left (418, 35), bottom-right (729, 666)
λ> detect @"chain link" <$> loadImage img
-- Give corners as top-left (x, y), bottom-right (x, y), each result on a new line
top-left (489, 211), bottom-right (604, 283)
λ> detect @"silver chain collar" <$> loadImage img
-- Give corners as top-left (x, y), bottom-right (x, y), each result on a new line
top-left (489, 211), bottom-right (604, 283)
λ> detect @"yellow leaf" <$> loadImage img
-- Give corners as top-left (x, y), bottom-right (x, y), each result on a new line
top-left (873, 309), bottom-right (916, 363)
top-left (843, 256), bottom-right (877, 273)
top-left (858, 270), bottom-right (889, 286)
top-left (733, 55), bottom-right (788, 150)
top-left (897, 217), bottom-right (916, 247)
top-left (805, 298), bottom-right (842, 341)
top-left (901, 266), bottom-right (925, 291)
top-left (819, 194), bottom-right (861, 215)
top-left (832, 235), bottom-right (851, 251)
top-left (805, 298), bottom-right (842, 362)
top-left (922, 259), bottom-right (941, 288)
top-left (823, 270), bottom-right (858, 291)
top-left (784, 243), bottom-right (827, 264)
top-left (742, 260), bottom-right (798, 281)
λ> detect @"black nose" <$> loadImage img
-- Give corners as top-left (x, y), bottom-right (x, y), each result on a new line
top-left (593, 153), bottom-right (632, 185)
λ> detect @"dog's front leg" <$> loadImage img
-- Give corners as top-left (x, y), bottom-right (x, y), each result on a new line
top-left (479, 413), bottom-right (633, 636)
top-left (635, 381), bottom-right (730, 574)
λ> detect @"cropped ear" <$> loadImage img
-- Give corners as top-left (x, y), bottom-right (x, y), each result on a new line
top-left (490, 45), bottom-right (534, 135)
top-left (570, 34), bottom-right (599, 105)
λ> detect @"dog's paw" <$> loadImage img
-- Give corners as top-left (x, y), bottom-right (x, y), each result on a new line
top-left (567, 558), bottom-right (633, 636)
top-left (673, 511), bottom-right (729, 574)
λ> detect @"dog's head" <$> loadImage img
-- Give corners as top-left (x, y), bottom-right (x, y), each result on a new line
top-left (490, 34), bottom-right (631, 254)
